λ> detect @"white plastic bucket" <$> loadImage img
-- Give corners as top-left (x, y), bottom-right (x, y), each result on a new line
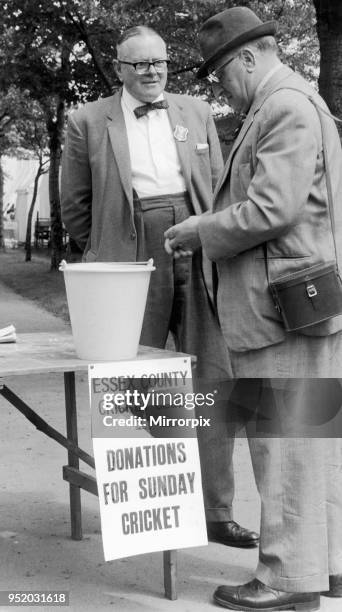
top-left (60, 260), bottom-right (155, 361)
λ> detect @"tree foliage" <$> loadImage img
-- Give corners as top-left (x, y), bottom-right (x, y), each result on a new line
top-left (2, 1), bottom-right (319, 103)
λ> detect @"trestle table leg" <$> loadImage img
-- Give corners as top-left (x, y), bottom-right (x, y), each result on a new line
top-left (163, 550), bottom-right (177, 599)
top-left (64, 371), bottom-right (82, 540)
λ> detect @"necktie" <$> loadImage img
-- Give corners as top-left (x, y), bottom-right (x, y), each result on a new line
top-left (232, 114), bottom-right (246, 139)
top-left (134, 100), bottom-right (169, 119)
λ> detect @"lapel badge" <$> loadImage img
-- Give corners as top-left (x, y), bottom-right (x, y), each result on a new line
top-left (174, 125), bottom-right (188, 142)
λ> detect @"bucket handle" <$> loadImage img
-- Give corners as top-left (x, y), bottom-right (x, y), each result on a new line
top-left (59, 258), bottom-right (154, 270)
top-left (100, 259), bottom-right (154, 266)
top-left (59, 259), bottom-right (67, 271)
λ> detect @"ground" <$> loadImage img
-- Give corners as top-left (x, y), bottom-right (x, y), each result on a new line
top-left (0, 248), bottom-right (70, 322)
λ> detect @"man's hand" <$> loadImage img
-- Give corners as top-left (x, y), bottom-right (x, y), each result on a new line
top-left (164, 216), bottom-right (201, 258)
top-left (164, 238), bottom-right (193, 259)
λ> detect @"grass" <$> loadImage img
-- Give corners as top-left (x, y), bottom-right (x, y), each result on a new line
top-left (0, 247), bottom-right (70, 322)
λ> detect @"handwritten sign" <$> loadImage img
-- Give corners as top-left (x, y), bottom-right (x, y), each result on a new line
top-left (89, 357), bottom-right (208, 561)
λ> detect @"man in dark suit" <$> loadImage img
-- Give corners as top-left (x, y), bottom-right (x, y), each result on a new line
top-left (61, 25), bottom-right (258, 549)
top-left (165, 6), bottom-right (342, 611)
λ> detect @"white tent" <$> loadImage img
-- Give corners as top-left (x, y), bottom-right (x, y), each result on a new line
top-left (3, 156), bottom-right (50, 244)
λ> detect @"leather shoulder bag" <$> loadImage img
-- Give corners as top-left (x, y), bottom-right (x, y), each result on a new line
top-left (263, 88), bottom-right (342, 331)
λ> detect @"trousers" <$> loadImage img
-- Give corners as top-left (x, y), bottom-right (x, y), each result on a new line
top-left (227, 375), bottom-right (342, 592)
top-left (134, 192), bottom-right (234, 520)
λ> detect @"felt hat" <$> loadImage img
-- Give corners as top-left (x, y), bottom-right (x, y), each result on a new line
top-left (197, 6), bottom-right (277, 78)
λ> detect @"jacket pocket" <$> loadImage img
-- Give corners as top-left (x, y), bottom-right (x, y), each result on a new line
top-left (195, 148), bottom-right (210, 157)
top-left (267, 255), bottom-right (313, 282)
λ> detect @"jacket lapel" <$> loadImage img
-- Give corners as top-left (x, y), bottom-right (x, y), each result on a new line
top-left (107, 90), bottom-right (133, 210)
top-left (214, 65), bottom-right (293, 199)
top-left (165, 93), bottom-right (192, 194)
top-left (213, 112), bottom-right (254, 198)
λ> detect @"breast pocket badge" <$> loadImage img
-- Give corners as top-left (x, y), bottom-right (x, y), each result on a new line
top-left (174, 125), bottom-right (188, 142)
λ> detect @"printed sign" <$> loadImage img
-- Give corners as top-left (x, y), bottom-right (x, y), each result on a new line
top-left (89, 357), bottom-right (208, 561)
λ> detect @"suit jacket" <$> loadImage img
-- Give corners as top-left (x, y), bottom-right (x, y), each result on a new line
top-left (61, 89), bottom-right (223, 263)
top-left (198, 65), bottom-right (342, 352)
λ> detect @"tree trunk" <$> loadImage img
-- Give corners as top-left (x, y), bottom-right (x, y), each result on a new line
top-left (65, 9), bottom-right (114, 94)
top-left (25, 162), bottom-right (44, 261)
top-left (0, 156), bottom-right (4, 250)
top-left (47, 98), bottom-right (65, 270)
top-left (313, 0), bottom-right (342, 136)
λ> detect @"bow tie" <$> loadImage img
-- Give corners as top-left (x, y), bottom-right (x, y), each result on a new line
top-left (134, 100), bottom-right (169, 119)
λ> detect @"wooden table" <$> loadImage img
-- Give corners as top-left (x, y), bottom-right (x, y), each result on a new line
top-left (0, 331), bottom-right (183, 599)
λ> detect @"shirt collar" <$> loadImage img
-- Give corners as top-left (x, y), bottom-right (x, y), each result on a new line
top-left (121, 86), bottom-right (165, 114)
top-left (254, 63), bottom-right (283, 98)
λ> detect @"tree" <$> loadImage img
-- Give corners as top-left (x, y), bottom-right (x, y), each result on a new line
top-left (0, 0), bottom-right (118, 267)
top-left (313, 0), bottom-right (342, 134)
top-left (25, 158), bottom-right (49, 261)
top-left (15, 106), bottom-right (50, 261)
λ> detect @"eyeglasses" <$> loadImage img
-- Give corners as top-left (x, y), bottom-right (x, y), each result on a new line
top-left (206, 54), bottom-right (239, 84)
top-left (118, 59), bottom-right (169, 74)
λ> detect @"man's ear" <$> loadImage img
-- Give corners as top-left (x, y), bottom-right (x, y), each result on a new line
top-left (114, 59), bottom-right (123, 82)
top-left (240, 48), bottom-right (256, 73)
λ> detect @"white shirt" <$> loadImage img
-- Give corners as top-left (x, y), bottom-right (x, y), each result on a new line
top-left (121, 87), bottom-right (186, 198)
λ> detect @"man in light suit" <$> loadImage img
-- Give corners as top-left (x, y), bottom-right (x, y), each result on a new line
top-left (61, 25), bottom-right (258, 548)
top-left (165, 7), bottom-right (342, 611)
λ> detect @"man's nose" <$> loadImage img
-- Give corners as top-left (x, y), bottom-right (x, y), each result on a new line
top-left (147, 62), bottom-right (158, 74)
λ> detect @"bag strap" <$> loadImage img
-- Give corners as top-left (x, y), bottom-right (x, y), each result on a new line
top-left (262, 86), bottom-right (340, 286)
top-left (309, 96), bottom-right (337, 259)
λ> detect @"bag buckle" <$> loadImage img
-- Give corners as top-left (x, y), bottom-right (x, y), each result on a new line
top-left (306, 283), bottom-right (318, 298)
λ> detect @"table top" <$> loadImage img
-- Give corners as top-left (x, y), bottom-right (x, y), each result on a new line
top-left (0, 331), bottom-right (189, 377)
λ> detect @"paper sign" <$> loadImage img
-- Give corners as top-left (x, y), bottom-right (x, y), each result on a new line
top-left (89, 357), bottom-right (208, 561)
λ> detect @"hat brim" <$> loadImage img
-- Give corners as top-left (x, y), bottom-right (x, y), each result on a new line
top-left (197, 21), bottom-right (277, 79)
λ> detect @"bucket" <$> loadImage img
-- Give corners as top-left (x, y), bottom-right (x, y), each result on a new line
top-left (60, 260), bottom-right (155, 361)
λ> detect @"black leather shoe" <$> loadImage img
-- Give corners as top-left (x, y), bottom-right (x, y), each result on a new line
top-left (207, 521), bottom-right (259, 548)
top-left (321, 574), bottom-right (342, 597)
top-left (213, 579), bottom-right (320, 611)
